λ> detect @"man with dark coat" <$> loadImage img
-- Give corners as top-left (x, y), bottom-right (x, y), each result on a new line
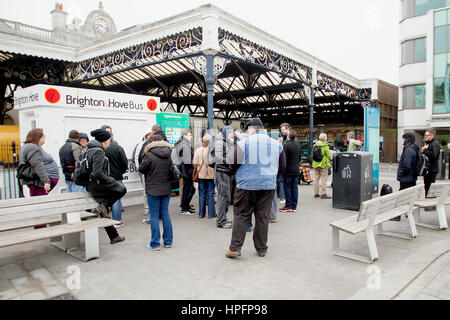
top-left (422, 128), bottom-right (441, 196)
top-left (397, 133), bottom-right (420, 191)
top-left (280, 130), bottom-right (301, 212)
top-left (172, 128), bottom-right (195, 215)
top-left (102, 126), bottom-right (129, 227)
top-left (59, 130), bottom-right (83, 192)
top-left (86, 129), bottom-right (126, 244)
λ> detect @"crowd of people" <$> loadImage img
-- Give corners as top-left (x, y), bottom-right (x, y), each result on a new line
top-left (19, 119), bottom-right (438, 258)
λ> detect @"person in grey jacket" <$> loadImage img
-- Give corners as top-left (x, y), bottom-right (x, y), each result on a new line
top-left (19, 129), bottom-right (59, 229)
top-left (207, 126), bottom-right (235, 229)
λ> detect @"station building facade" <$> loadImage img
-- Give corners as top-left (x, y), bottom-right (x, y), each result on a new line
top-left (399, 0), bottom-right (450, 158)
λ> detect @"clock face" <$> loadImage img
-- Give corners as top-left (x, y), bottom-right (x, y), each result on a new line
top-left (94, 17), bottom-right (109, 34)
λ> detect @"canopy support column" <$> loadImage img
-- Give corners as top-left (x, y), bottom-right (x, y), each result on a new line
top-left (308, 86), bottom-right (315, 163)
top-left (191, 54), bottom-right (229, 130)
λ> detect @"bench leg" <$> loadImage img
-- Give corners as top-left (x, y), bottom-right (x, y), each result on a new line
top-left (366, 228), bottom-right (379, 262)
top-left (332, 227), bottom-right (339, 252)
top-left (83, 228), bottom-right (100, 261)
top-left (437, 205), bottom-right (448, 230)
top-left (331, 227), bottom-right (374, 264)
top-left (413, 207), bottom-right (421, 223)
top-left (66, 228), bottom-right (100, 262)
top-left (406, 211), bottom-right (418, 238)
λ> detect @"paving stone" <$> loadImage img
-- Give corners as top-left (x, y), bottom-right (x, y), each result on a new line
top-left (0, 288), bottom-right (20, 300)
top-left (414, 293), bottom-right (442, 300)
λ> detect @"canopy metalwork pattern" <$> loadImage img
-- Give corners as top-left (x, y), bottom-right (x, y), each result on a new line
top-left (0, 22), bottom-right (371, 126)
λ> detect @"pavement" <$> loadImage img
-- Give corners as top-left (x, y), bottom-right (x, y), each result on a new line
top-left (0, 164), bottom-right (449, 300)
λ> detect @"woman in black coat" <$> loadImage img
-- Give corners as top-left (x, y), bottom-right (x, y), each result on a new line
top-left (139, 134), bottom-right (174, 251)
top-left (86, 129), bottom-right (126, 244)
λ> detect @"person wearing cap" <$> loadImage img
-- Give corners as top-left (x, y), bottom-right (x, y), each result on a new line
top-left (85, 128), bottom-right (126, 244)
top-left (207, 126), bottom-right (236, 229)
top-left (225, 118), bottom-right (286, 259)
top-left (397, 133), bottom-right (420, 191)
top-left (79, 133), bottom-right (89, 149)
top-left (102, 126), bottom-right (129, 228)
top-left (58, 130), bottom-right (83, 193)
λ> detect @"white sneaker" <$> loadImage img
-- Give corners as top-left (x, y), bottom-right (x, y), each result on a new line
top-left (114, 222), bottom-right (124, 228)
top-left (181, 211), bottom-right (194, 215)
top-left (279, 200), bottom-right (286, 205)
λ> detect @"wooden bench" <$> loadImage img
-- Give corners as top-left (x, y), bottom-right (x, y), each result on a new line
top-left (0, 192), bottom-right (119, 261)
top-left (414, 182), bottom-right (450, 230)
top-left (330, 184), bottom-right (423, 264)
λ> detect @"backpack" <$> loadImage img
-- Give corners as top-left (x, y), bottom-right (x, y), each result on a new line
top-left (380, 184), bottom-right (393, 196)
top-left (415, 152), bottom-right (429, 177)
top-left (312, 145), bottom-right (323, 162)
top-left (73, 148), bottom-right (104, 187)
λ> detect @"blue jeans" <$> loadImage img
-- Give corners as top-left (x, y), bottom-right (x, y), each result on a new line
top-left (283, 176), bottom-right (299, 210)
top-left (277, 178), bottom-right (285, 199)
top-left (66, 181), bottom-right (84, 193)
top-left (147, 195), bottom-right (173, 248)
top-left (198, 179), bottom-right (216, 218)
top-left (111, 181), bottom-right (123, 222)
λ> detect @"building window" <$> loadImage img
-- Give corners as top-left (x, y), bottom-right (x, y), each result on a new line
top-left (403, 85), bottom-right (426, 109)
top-left (402, 38), bottom-right (427, 64)
top-left (402, 0), bottom-right (450, 19)
top-left (434, 8), bottom-right (450, 113)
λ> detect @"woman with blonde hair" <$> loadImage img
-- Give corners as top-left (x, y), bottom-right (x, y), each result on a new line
top-left (194, 134), bottom-right (216, 219)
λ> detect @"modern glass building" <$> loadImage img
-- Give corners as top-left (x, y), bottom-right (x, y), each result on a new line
top-left (399, 0), bottom-right (450, 157)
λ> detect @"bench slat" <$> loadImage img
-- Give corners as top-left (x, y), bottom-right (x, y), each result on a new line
top-left (0, 218), bottom-right (118, 248)
top-left (0, 203), bottom-right (98, 223)
top-left (0, 198), bottom-right (98, 216)
top-left (0, 192), bottom-right (89, 209)
top-left (331, 206), bottom-right (409, 234)
top-left (0, 211), bottom-right (97, 232)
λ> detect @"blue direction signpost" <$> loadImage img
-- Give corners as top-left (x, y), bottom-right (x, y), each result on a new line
top-left (364, 106), bottom-right (380, 194)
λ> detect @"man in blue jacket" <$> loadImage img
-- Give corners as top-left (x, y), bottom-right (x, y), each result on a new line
top-left (397, 133), bottom-right (420, 191)
top-left (225, 118), bottom-right (286, 259)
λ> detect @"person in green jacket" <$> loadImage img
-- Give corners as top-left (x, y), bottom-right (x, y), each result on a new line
top-left (312, 133), bottom-right (332, 199)
top-left (347, 132), bottom-right (363, 151)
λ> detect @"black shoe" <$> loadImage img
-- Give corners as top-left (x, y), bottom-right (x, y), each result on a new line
top-left (257, 251), bottom-right (266, 257)
top-left (208, 215), bottom-right (218, 219)
top-left (198, 215), bottom-right (205, 219)
top-left (188, 208), bottom-right (196, 214)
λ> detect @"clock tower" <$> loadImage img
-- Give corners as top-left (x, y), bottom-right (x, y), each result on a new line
top-left (83, 2), bottom-right (117, 37)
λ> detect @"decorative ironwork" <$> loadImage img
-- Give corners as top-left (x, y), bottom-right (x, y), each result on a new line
top-left (357, 88), bottom-right (372, 100)
top-left (0, 56), bottom-right (65, 84)
top-left (316, 71), bottom-right (360, 100)
top-left (66, 27), bottom-right (203, 82)
top-left (218, 29), bottom-right (312, 85)
top-left (360, 101), bottom-right (372, 108)
top-left (191, 55), bottom-right (229, 81)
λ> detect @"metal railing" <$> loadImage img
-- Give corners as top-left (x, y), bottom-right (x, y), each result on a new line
top-left (0, 141), bottom-right (22, 200)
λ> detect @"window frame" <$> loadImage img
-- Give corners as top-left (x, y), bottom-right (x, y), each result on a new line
top-left (401, 37), bottom-right (427, 65)
top-left (402, 84), bottom-right (427, 109)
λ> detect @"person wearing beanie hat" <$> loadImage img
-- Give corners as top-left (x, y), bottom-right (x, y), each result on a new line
top-left (101, 126), bottom-right (129, 227)
top-left (397, 132), bottom-right (420, 192)
top-left (84, 128), bottom-right (126, 244)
